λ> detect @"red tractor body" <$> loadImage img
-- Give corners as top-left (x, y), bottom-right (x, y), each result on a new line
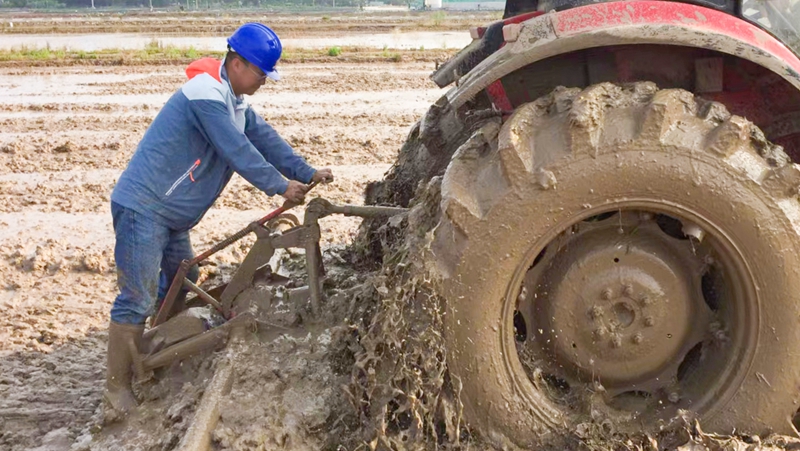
top-left (434, 1), bottom-right (800, 158)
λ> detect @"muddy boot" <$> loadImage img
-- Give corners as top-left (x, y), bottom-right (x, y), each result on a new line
top-left (103, 321), bottom-right (145, 423)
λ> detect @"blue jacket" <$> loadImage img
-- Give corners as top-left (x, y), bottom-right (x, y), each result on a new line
top-left (111, 58), bottom-right (316, 231)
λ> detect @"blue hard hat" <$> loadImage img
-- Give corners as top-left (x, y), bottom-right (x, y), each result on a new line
top-left (227, 23), bottom-right (282, 81)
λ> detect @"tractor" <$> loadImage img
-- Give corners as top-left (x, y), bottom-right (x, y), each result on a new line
top-left (365, 0), bottom-right (800, 447)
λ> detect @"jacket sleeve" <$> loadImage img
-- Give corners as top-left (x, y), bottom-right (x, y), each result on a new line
top-left (244, 107), bottom-right (317, 184)
top-left (187, 98), bottom-right (290, 196)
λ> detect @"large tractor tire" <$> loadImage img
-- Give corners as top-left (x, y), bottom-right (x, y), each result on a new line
top-left (432, 82), bottom-right (800, 447)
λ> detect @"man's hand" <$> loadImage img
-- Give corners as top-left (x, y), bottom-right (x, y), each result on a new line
top-left (281, 180), bottom-right (309, 205)
top-left (311, 168), bottom-right (334, 184)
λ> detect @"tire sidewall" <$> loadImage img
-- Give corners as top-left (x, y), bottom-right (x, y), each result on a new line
top-left (442, 145), bottom-right (800, 445)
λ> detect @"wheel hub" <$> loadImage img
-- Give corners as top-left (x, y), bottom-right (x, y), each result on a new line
top-left (522, 211), bottom-right (715, 396)
top-left (543, 236), bottom-right (693, 386)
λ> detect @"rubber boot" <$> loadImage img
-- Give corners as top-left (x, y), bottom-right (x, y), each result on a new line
top-left (103, 321), bottom-right (145, 423)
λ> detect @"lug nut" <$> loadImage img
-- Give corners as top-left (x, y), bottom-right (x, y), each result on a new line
top-left (632, 333), bottom-right (643, 344)
top-left (668, 392), bottom-right (680, 403)
top-left (644, 316), bottom-right (655, 327)
top-left (639, 294), bottom-right (652, 305)
top-left (623, 284), bottom-right (634, 296)
top-left (611, 335), bottom-right (622, 348)
top-left (589, 306), bottom-right (603, 320)
top-left (601, 288), bottom-right (613, 300)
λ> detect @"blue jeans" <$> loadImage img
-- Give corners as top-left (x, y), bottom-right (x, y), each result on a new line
top-left (110, 202), bottom-right (199, 325)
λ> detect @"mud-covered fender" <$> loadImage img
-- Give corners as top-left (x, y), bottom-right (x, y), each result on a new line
top-left (447, 0), bottom-right (800, 109)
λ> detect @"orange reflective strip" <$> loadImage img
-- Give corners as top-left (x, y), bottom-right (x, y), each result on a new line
top-left (190, 159), bottom-right (200, 182)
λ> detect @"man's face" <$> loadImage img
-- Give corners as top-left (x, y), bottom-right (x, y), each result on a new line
top-left (231, 56), bottom-right (268, 96)
top-left (242, 61), bottom-right (268, 95)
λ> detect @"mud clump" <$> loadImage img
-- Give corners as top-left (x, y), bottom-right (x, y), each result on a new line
top-left (1, 140), bottom-right (23, 154)
top-left (53, 141), bottom-right (74, 153)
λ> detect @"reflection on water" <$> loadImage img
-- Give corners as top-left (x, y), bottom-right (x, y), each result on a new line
top-left (0, 31), bottom-right (471, 51)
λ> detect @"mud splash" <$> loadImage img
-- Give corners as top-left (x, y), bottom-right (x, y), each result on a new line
top-left (343, 178), bottom-right (467, 450)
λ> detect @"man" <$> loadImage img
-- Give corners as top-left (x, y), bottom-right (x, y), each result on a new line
top-left (104, 23), bottom-right (333, 420)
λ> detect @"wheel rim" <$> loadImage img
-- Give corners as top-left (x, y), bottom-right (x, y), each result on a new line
top-left (507, 200), bottom-right (758, 426)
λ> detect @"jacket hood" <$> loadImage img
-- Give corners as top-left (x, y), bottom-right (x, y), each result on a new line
top-left (185, 57), bottom-right (222, 82)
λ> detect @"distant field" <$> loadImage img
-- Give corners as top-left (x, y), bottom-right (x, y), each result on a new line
top-left (0, 9), bottom-right (479, 65)
top-left (0, 9), bottom-right (500, 34)
top-left (0, 44), bottom-right (458, 65)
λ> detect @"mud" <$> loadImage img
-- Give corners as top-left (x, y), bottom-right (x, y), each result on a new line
top-left (212, 326), bottom-right (344, 451)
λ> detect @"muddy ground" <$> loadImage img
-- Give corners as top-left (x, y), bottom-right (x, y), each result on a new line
top-left (0, 36), bottom-right (447, 448)
top-left (4, 11), bottom-right (800, 451)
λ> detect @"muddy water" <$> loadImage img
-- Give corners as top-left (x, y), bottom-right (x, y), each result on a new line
top-left (0, 31), bottom-right (472, 50)
top-left (0, 60), bottom-right (443, 450)
top-left (0, 65), bottom-right (442, 113)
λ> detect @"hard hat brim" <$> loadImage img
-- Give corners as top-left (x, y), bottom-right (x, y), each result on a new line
top-left (265, 69), bottom-right (280, 81)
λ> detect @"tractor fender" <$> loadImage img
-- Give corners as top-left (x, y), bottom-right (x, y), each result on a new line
top-left (447, 0), bottom-right (800, 110)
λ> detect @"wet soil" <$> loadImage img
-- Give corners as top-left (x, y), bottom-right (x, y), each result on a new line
top-left (0, 53), bottom-right (443, 450)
